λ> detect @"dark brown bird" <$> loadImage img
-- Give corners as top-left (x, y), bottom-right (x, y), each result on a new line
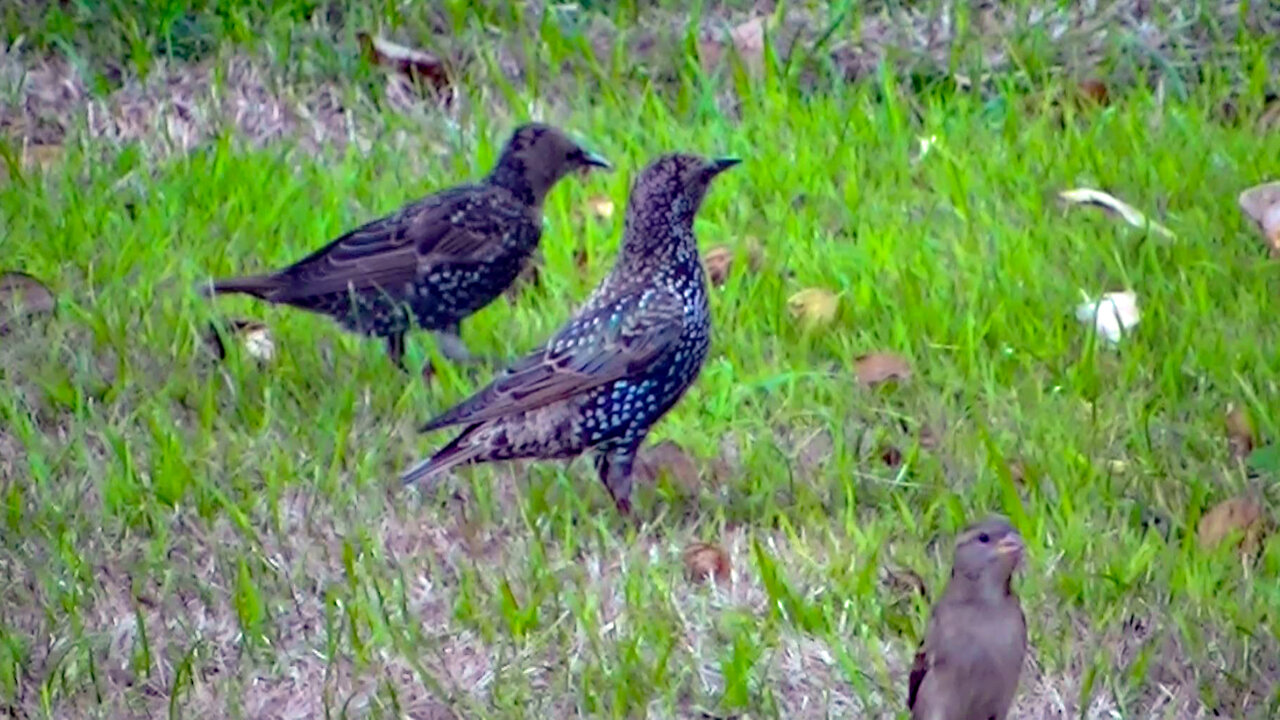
top-left (202, 123), bottom-right (610, 369)
top-left (399, 153), bottom-right (741, 514)
top-left (908, 516), bottom-right (1027, 720)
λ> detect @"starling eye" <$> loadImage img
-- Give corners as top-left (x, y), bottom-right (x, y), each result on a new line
top-left (978, 532), bottom-right (991, 543)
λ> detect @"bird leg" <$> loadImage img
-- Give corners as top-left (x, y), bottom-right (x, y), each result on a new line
top-left (433, 323), bottom-right (483, 365)
top-left (384, 332), bottom-right (409, 373)
top-left (593, 448), bottom-right (636, 516)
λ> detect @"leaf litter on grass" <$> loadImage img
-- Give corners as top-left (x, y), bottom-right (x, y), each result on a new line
top-left (3, 3), bottom-right (1280, 718)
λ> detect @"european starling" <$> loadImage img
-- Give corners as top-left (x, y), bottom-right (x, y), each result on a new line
top-left (202, 123), bottom-right (610, 368)
top-left (908, 516), bottom-right (1027, 720)
top-left (399, 153), bottom-right (741, 514)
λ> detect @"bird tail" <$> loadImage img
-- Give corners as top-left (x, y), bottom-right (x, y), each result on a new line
top-left (400, 424), bottom-right (485, 487)
top-left (200, 274), bottom-right (282, 300)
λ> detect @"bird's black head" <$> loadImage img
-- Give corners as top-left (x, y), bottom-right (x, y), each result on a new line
top-left (951, 515), bottom-right (1024, 594)
top-left (490, 123), bottom-right (610, 205)
top-left (625, 153), bottom-right (740, 228)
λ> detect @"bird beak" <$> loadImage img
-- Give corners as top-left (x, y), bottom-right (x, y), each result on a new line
top-left (995, 534), bottom-right (1025, 560)
top-left (707, 157), bottom-right (742, 176)
top-left (579, 150), bottom-right (612, 170)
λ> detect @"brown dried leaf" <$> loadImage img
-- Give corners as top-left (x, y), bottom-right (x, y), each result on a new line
top-left (634, 440), bottom-right (701, 491)
top-left (572, 246), bottom-right (590, 272)
top-left (1076, 78), bottom-right (1110, 106)
top-left (699, 16), bottom-right (767, 78)
top-left (357, 32), bottom-right (450, 93)
top-left (0, 271), bottom-right (56, 333)
top-left (682, 542), bottom-right (731, 586)
top-left (1197, 497), bottom-right (1265, 553)
top-left (1226, 403), bottom-right (1255, 462)
top-left (204, 319), bottom-right (275, 363)
top-left (703, 245), bottom-right (734, 286)
top-left (880, 444), bottom-right (903, 468)
top-left (853, 352), bottom-right (911, 387)
top-left (1238, 182), bottom-right (1280, 257)
top-left (786, 288), bottom-right (839, 329)
top-left (729, 17), bottom-right (767, 75)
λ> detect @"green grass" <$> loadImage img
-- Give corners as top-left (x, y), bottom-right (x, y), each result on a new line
top-left (2, 1), bottom-right (1280, 718)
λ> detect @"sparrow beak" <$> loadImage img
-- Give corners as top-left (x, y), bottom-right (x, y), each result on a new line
top-left (708, 157), bottom-right (742, 175)
top-left (995, 534), bottom-right (1025, 560)
top-left (579, 150), bottom-right (612, 170)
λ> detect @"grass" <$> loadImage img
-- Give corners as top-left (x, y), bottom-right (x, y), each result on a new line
top-left (2, 1), bottom-right (1280, 717)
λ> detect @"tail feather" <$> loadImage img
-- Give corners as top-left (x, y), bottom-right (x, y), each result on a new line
top-left (400, 424), bottom-right (485, 487)
top-left (201, 274), bottom-right (282, 301)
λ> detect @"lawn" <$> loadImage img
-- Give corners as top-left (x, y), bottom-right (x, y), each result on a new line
top-left (2, 1), bottom-right (1279, 718)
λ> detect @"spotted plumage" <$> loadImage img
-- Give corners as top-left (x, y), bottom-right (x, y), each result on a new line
top-left (202, 123), bottom-right (610, 368)
top-left (908, 516), bottom-right (1028, 720)
top-left (400, 153), bottom-right (741, 514)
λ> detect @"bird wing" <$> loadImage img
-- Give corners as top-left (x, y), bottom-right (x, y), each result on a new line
top-left (273, 186), bottom-right (532, 300)
top-left (906, 644), bottom-right (929, 711)
top-left (908, 599), bottom-right (955, 712)
top-left (420, 284), bottom-right (685, 432)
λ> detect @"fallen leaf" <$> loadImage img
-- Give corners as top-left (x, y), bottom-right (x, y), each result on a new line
top-left (787, 288), bottom-right (839, 329)
top-left (880, 444), bottom-right (903, 468)
top-left (586, 195), bottom-right (614, 220)
top-left (1076, 78), bottom-right (1110, 106)
top-left (703, 245), bottom-right (734, 286)
top-left (204, 319), bottom-right (275, 363)
top-left (729, 17), bottom-right (766, 75)
top-left (1237, 182), bottom-right (1280, 257)
top-left (699, 16), bottom-right (767, 77)
top-left (682, 542), bottom-right (731, 586)
top-left (572, 246), bottom-right (590, 271)
top-left (1059, 188), bottom-right (1175, 238)
top-left (357, 32), bottom-right (450, 94)
top-left (854, 352), bottom-right (912, 387)
top-left (1197, 497), bottom-right (1266, 553)
top-left (634, 440), bottom-right (700, 491)
top-left (1074, 290), bottom-right (1140, 345)
top-left (0, 271), bottom-right (56, 333)
top-left (1226, 403), bottom-right (1255, 462)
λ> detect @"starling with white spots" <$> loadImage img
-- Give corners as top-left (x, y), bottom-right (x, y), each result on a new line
top-left (908, 515), bottom-right (1028, 720)
top-left (201, 123), bottom-right (610, 368)
top-left (400, 153), bottom-right (740, 514)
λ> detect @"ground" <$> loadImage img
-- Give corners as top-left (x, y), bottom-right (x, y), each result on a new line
top-left (2, 1), bottom-right (1280, 718)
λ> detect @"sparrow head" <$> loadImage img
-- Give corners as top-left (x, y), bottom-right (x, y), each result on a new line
top-left (951, 515), bottom-right (1025, 590)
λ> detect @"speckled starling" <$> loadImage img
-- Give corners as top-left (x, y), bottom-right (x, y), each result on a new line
top-left (908, 516), bottom-right (1027, 720)
top-left (202, 123), bottom-right (610, 368)
top-left (399, 153), bottom-right (741, 514)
